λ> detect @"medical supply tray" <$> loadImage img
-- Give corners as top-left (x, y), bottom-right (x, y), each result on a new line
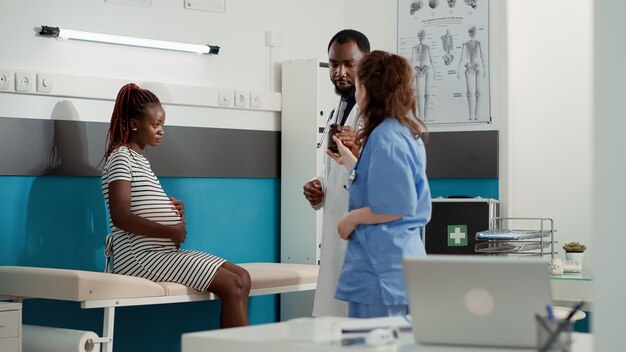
top-left (474, 217), bottom-right (556, 258)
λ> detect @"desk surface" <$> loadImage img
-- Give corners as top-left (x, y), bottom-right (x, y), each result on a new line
top-left (182, 318), bottom-right (593, 352)
top-left (551, 271), bottom-right (593, 281)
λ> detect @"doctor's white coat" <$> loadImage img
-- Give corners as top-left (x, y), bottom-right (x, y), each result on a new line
top-left (311, 104), bottom-right (359, 318)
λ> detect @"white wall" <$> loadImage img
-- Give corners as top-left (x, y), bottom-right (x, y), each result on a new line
top-left (0, 0), bottom-right (348, 131)
top-left (0, 0), bottom-right (344, 89)
top-left (507, 0), bottom-right (594, 264)
top-left (343, 0), bottom-right (397, 53)
top-left (593, 0), bottom-right (626, 347)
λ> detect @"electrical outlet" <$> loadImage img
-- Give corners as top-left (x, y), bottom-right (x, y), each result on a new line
top-left (249, 91), bottom-right (262, 108)
top-left (36, 73), bottom-right (53, 93)
top-left (218, 89), bottom-right (234, 107)
top-left (15, 72), bottom-right (33, 92)
top-left (0, 70), bottom-right (10, 90)
top-left (235, 90), bottom-right (249, 108)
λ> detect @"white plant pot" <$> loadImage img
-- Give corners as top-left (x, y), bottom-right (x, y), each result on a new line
top-left (565, 252), bottom-right (584, 265)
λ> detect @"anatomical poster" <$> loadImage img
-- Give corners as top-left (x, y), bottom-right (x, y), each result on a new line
top-left (398, 0), bottom-right (491, 124)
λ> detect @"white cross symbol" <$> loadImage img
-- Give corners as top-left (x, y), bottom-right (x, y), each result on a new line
top-left (451, 227), bottom-right (466, 244)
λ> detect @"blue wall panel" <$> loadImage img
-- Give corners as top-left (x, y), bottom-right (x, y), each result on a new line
top-left (0, 176), bottom-right (280, 352)
top-left (429, 178), bottom-right (499, 200)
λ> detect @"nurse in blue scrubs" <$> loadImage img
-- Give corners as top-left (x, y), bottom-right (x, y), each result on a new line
top-left (328, 50), bottom-right (432, 318)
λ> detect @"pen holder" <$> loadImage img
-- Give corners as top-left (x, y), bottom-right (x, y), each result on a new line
top-left (536, 315), bottom-right (573, 352)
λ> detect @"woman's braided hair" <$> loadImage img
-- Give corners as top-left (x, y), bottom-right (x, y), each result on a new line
top-left (104, 83), bottom-right (160, 160)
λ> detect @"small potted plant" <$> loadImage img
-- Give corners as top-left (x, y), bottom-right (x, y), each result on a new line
top-left (562, 241), bottom-right (587, 265)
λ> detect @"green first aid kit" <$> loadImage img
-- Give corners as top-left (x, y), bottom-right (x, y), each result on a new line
top-left (423, 198), bottom-right (499, 255)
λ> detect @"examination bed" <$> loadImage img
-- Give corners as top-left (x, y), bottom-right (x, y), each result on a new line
top-left (0, 263), bottom-right (318, 352)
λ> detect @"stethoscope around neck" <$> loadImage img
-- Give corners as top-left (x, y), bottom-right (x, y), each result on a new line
top-left (316, 109), bottom-right (335, 149)
top-left (318, 96), bottom-right (351, 148)
top-left (315, 99), bottom-right (361, 190)
top-left (343, 139), bottom-right (366, 191)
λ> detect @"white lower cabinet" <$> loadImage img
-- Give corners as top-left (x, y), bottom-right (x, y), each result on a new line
top-left (0, 303), bottom-right (21, 352)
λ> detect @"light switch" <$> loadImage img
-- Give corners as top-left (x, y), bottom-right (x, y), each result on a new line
top-left (37, 73), bottom-right (53, 93)
top-left (235, 90), bottom-right (249, 108)
top-left (218, 89), bottom-right (234, 107)
top-left (0, 70), bottom-right (10, 90)
top-left (249, 92), bottom-right (262, 108)
top-left (15, 72), bottom-right (33, 92)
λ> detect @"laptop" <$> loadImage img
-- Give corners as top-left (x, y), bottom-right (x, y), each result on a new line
top-left (402, 255), bottom-right (552, 348)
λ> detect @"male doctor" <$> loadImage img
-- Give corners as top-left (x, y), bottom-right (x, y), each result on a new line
top-left (303, 29), bottom-right (370, 317)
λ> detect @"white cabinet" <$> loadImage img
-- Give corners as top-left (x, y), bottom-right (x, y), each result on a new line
top-left (0, 302), bottom-right (21, 352)
top-left (281, 59), bottom-right (337, 266)
top-left (280, 59), bottom-right (338, 320)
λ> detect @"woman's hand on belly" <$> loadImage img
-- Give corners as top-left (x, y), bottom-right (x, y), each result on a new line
top-left (169, 195), bottom-right (185, 220)
top-left (169, 221), bottom-right (187, 249)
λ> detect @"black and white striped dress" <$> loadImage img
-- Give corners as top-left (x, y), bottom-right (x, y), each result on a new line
top-left (102, 146), bottom-right (225, 292)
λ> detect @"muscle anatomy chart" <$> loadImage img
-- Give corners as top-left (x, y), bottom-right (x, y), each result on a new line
top-left (398, 0), bottom-right (491, 124)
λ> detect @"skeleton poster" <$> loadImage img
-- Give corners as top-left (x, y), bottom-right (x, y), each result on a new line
top-left (398, 0), bottom-right (491, 124)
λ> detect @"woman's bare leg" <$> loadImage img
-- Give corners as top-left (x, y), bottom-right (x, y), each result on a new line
top-left (220, 262), bottom-right (251, 314)
top-left (208, 262), bottom-right (251, 328)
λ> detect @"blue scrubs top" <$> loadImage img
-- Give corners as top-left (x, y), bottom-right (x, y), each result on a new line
top-left (335, 118), bottom-right (431, 306)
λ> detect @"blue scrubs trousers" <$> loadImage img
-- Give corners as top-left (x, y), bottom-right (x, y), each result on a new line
top-left (348, 302), bottom-right (408, 318)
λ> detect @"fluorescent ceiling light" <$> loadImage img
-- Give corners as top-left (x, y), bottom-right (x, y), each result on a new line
top-left (39, 26), bottom-right (219, 55)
